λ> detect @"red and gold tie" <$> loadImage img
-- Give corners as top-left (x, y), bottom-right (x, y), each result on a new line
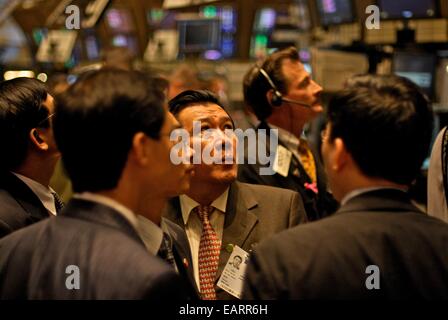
top-left (196, 205), bottom-right (221, 300)
top-left (298, 138), bottom-right (317, 184)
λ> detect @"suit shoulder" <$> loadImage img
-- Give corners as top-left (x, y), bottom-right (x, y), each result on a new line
top-left (238, 182), bottom-right (298, 199)
top-left (0, 189), bottom-right (27, 221)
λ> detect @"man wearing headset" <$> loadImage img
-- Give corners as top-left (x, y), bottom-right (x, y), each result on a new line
top-left (239, 46), bottom-right (338, 221)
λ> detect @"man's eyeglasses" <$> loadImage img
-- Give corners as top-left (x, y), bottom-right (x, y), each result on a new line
top-left (37, 113), bottom-right (55, 127)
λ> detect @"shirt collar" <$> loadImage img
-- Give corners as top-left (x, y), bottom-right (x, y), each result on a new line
top-left (179, 187), bottom-right (230, 225)
top-left (136, 215), bottom-right (164, 255)
top-left (73, 192), bottom-right (139, 230)
top-left (11, 172), bottom-right (57, 216)
top-left (341, 186), bottom-right (408, 206)
top-left (268, 123), bottom-right (302, 151)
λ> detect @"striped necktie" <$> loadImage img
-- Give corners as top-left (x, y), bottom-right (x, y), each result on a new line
top-left (158, 232), bottom-right (178, 272)
top-left (51, 191), bottom-right (65, 214)
top-left (196, 205), bottom-right (221, 300)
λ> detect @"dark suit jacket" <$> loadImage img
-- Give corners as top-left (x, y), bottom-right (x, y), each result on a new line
top-left (163, 218), bottom-right (200, 299)
top-left (0, 198), bottom-right (187, 300)
top-left (164, 181), bottom-right (306, 299)
top-left (0, 171), bottom-right (50, 238)
top-left (238, 121), bottom-right (338, 221)
top-left (243, 189), bottom-right (448, 299)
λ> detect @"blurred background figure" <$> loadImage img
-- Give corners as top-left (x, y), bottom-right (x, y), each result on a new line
top-left (46, 73), bottom-right (70, 96)
top-left (102, 47), bottom-right (134, 71)
top-left (167, 64), bottom-right (202, 100)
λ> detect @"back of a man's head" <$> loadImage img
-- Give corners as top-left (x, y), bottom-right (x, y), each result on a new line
top-left (327, 74), bottom-right (433, 185)
top-left (54, 69), bottom-right (166, 193)
top-left (0, 77), bottom-right (50, 171)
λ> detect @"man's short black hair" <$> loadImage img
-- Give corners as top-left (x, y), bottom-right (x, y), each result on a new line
top-left (53, 69), bottom-right (166, 193)
top-left (327, 74), bottom-right (433, 185)
top-left (168, 89), bottom-right (234, 127)
top-left (244, 46), bottom-right (300, 121)
top-left (0, 77), bottom-right (50, 171)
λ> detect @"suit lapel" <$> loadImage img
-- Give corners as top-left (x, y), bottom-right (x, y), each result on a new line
top-left (216, 182), bottom-right (258, 282)
top-left (162, 218), bottom-right (199, 297)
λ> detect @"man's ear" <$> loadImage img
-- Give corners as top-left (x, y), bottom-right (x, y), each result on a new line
top-left (29, 128), bottom-right (49, 151)
top-left (265, 90), bottom-right (274, 107)
top-left (331, 138), bottom-right (350, 172)
top-left (130, 132), bottom-right (152, 166)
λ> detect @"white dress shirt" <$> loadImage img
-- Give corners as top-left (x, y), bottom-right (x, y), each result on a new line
top-left (73, 192), bottom-right (139, 230)
top-left (136, 214), bottom-right (164, 255)
top-left (179, 188), bottom-right (229, 289)
top-left (12, 172), bottom-right (57, 216)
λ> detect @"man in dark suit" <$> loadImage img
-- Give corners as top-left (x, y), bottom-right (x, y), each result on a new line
top-left (166, 90), bottom-right (306, 300)
top-left (243, 74), bottom-right (448, 299)
top-left (136, 215), bottom-right (200, 299)
top-left (0, 69), bottom-right (195, 299)
top-left (239, 47), bottom-right (338, 221)
top-left (0, 78), bottom-right (62, 237)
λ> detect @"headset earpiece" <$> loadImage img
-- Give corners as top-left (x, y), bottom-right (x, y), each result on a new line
top-left (271, 90), bottom-right (283, 107)
top-left (258, 67), bottom-right (283, 107)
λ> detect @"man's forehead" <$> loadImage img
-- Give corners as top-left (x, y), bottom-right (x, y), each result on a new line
top-left (180, 103), bottom-right (230, 121)
top-left (281, 60), bottom-right (307, 80)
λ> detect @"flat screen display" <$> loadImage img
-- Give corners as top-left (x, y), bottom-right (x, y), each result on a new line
top-left (316, 0), bottom-right (354, 26)
top-left (378, 0), bottom-right (437, 19)
top-left (393, 52), bottom-right (436, 99)
top-left (178, 18), bottom-right (221, 53)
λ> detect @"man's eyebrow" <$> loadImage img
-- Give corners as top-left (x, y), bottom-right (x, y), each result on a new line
top-left (195, 115), bottom-right (232, 122)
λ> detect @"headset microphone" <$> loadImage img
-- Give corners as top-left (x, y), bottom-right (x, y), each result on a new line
top-left (281, 97), bottom-right (312, 108)
top-left (258, 67), bottom-right (312, 109)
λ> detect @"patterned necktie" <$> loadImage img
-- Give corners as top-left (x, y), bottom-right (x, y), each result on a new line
top-left (298, 138), bottom-right (317, 184)
top-left (196, 205), bottom-right (221, 300)
top-left (52, 192), bottom-right (64, 214)
top-left (158, 232), bottom-right (178, 272)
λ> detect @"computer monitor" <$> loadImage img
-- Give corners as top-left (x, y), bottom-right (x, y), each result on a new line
top-left (377, 0), bottom-right (437, 19)
top-left (316, 0), bottom-right (354, 26)
top-left (393, 52), bottom-right (436, 99)
top-left (106, 8), bottom-right (134, 32)
top-left (177, 18), bottom-right (221, 53)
